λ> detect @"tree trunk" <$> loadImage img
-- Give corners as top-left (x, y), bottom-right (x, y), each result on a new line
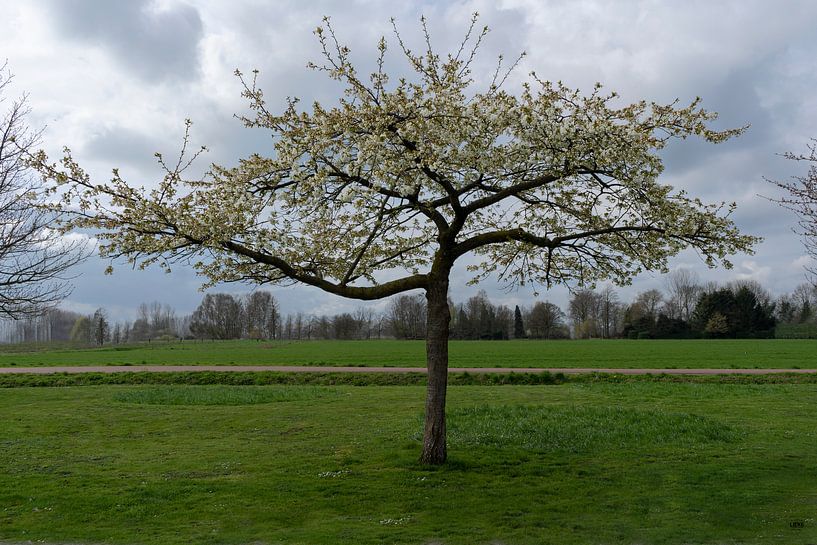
top-left (421, 277), bottom-right (451, 464)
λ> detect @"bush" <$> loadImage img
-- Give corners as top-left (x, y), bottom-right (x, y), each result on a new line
top-left (775, 323), bottom-right (817, 339)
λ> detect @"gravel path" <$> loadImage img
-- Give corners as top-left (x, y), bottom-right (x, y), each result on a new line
top-left (0, 365), bottom-right (815, 375)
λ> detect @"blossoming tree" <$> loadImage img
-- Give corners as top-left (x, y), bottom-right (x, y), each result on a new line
top-left (34, 16), bottom-right (758, 464)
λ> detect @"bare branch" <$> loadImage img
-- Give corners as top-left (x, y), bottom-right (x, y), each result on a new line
top-left (767, 138), bottom-right (817, 285)
top-left (0, 66), bottom-right (88, 318)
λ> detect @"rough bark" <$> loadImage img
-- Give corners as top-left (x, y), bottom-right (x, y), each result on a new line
top-left (420, 276), bottom-right (451, 464)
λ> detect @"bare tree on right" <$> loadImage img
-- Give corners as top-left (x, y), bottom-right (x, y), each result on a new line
top-left (770, 139), bottom-right (817, 285)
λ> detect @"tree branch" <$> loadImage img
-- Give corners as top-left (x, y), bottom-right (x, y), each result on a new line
top-left (221, 240), bottom-right (427, 299)
top-left (462, 173), bottom-right (559, 213)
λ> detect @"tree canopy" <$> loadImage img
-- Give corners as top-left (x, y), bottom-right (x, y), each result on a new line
top-left (32, 15), bottom-right (759, 463)
top-left (35, 16), bottom-right (755, 296)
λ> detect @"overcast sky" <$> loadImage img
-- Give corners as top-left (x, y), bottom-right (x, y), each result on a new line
top-left (2, 0), bottom-right (816, 322)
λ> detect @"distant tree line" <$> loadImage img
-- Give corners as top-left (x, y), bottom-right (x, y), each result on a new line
top-left (3, 270), bottom-right (817, 344)
top-left (0, 303), bottom-right (187, 345)
top-left (563, 270), bottom-right (815, 340)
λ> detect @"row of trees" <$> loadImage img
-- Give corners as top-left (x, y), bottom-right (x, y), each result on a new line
top-left (0, 288), bottom-right (564, 343)
top-left (384, 291), bottom-right (570, 341)
top-left (564, 271), bottom-right (816, 339)
top-left (346, 270), bottom-right (804, 342)
top-left (6, 271), bottom-right (817, 344)
top-left (0, 304), bottom-right (182, 345)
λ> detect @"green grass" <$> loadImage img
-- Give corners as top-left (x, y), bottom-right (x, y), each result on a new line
top-left (0, 338), bottom-right (816, 368)
top-left (111, 384), bottom-right (337, 405)
top-left (1, 382), bottom-right (816, 544)
top-left (446, 405), bottom-right (741, 451)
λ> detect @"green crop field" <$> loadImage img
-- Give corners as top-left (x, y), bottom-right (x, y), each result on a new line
top-left (1, 381), bottom-right (815, 544)
top-left (0, 338), bottom-right (816, 369)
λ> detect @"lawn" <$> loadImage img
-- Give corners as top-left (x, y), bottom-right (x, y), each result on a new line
top-left (0, 338), bottom-right (815, 369)
top-left (1, 382), bottom-right (815, 544)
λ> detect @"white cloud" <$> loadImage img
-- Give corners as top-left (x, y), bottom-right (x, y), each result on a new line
top-left (733, 260), bottom-right (772, 284)
top-left (791, 254), bottom-right (814, 270)
top-left (33, 229), bottom-right (98, 253)
top-left (57, 231), bottom-right (99, 251)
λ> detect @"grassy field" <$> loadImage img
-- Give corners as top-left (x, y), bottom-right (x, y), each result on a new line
top-left (0, 338), bottom-right (816, 368)
top-left (1, 381), bottom-right (816, 544)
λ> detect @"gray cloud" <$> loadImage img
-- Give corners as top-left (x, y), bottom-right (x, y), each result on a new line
top-left (44, 0), bottom-right (203, 83)
top-left (661, 61), bottom-right (781, 179)
top-left (84, 125), bottom-right (168, 173)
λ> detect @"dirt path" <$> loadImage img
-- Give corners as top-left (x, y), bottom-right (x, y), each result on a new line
top-left (0, 365), bottom-right (815, 375)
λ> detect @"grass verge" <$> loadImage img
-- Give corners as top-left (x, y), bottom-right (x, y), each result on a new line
top-left (2, 370), bottom-right (817, 389)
